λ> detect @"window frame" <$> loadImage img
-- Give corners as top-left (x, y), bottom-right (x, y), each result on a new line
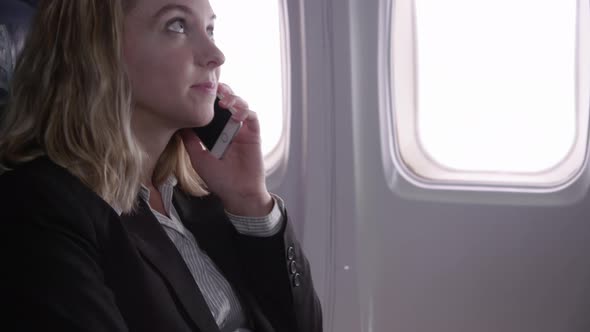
top-left (209, 0), bottom-right (291, 187)
top-left (378, 0), bottom-right (590, 205)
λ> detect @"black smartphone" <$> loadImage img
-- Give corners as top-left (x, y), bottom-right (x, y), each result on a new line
top-left (193, 97), bottom-right (242, 159)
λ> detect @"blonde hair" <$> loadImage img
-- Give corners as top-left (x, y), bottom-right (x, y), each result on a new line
top-left (0, 0), bottom-right (207, 213)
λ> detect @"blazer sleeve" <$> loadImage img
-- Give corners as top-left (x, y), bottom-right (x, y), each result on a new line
top-left (1, 175), bottom-right (129, 332)
top-left (233, 200), bottom-right (323, 332)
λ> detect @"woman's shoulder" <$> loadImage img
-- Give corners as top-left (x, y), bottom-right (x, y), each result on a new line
top-left (0, 156), bottom-right (115, 220)
top-left (1, 156), bottom-right (81, 194)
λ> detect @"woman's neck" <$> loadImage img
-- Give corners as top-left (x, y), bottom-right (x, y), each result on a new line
top-left (131, 108), bottom-right (177, 186)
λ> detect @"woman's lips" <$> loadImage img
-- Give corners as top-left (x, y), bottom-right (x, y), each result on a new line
top-left (191, 81), bottom-right (217, 95)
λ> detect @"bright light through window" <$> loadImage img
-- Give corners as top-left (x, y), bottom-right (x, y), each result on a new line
top-left (390, 0), bottom-right (589, 187)
top-left (415, 0), bottom-right (577, 173)
top-left (209, 0), bottom-right (284, 156)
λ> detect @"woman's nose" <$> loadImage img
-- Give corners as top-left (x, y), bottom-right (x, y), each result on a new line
top-left (196, 39), bottom-right (225, 69)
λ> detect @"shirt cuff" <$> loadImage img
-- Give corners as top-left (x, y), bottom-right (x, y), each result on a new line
top-left (226, 194), bottom-right (285, 237)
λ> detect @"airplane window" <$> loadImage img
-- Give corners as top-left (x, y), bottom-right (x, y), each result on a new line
top-left (210, 0), bottom-right (287, 164)
top-left (390, 0), bottom-right (587, 187)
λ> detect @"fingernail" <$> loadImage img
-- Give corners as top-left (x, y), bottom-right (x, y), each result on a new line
top-left (231, 113), bottom-right (246, 122)
top-left (219, 100), bottom-right (230, 109)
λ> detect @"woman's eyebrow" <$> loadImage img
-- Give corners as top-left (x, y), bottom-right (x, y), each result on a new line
top-left (152, 3), bottom-right (216, 21)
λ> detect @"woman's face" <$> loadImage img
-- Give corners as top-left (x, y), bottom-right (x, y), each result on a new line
top-left (123, 0), bottom-right (225, 130)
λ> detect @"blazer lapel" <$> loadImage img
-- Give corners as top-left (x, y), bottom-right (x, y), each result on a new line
top-left (120, 199), bottom-right (220, 332)
top-left (172, 191), bottom-right (244, 288)
top-left (172, 192), bottom-right (276, 332)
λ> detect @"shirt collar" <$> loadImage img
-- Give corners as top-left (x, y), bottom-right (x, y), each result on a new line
top-left (112, 175), bottom-right (178, 216)
top-left (139, 175), bottom-right (178, 200)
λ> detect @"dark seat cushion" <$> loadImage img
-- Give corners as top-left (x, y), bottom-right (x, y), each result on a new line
top-left (0, 0), bottom-right (35, 107)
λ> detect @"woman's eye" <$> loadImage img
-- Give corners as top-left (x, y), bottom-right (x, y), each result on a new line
top-left (167, 19), bottom-right (186, 33)
top-left (207, 26), bottom-right (215, 38)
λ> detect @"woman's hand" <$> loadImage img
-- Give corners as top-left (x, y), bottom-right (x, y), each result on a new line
top-left (180, 83), bottom-right (273, 217)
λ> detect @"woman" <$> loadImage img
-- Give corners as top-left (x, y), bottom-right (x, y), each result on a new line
top-left (0, 0), bottom-right (322, 331)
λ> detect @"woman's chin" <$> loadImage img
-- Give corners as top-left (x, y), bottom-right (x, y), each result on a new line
top-left (184, 111), bottom-right (214, 128)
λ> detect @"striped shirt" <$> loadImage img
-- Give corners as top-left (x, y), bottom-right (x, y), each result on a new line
top-left (134, 177), bottom-right (284, 332)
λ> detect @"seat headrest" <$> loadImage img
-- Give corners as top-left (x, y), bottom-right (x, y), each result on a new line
top-left (0, 0), bottom-right (35, 107)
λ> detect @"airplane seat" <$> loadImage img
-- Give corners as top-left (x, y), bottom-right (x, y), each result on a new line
top-left (0, 0), bottom-right (35, 112)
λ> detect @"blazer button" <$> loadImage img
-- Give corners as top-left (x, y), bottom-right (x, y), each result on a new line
top-left (287, 246), bottom-right (296, 261)
top-left (289, 260), bottom-right (297, 274)
top-left (292, 273), bottom-right (302, 287)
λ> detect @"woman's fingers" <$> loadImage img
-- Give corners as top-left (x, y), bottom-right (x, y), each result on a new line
top-left (217, 82), bottom-right (234, 98)
top-left (218, 95), bottom-right (249, 122)
top-left (217, 83), bottom-right (249, 121)
top-left (243, 110), bottom-right (260, 134)
top-left (215, 82), bottom-right (260, 136)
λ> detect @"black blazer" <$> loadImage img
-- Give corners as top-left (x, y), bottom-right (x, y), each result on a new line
top-left (0, 157), bottom-right (322, 332)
